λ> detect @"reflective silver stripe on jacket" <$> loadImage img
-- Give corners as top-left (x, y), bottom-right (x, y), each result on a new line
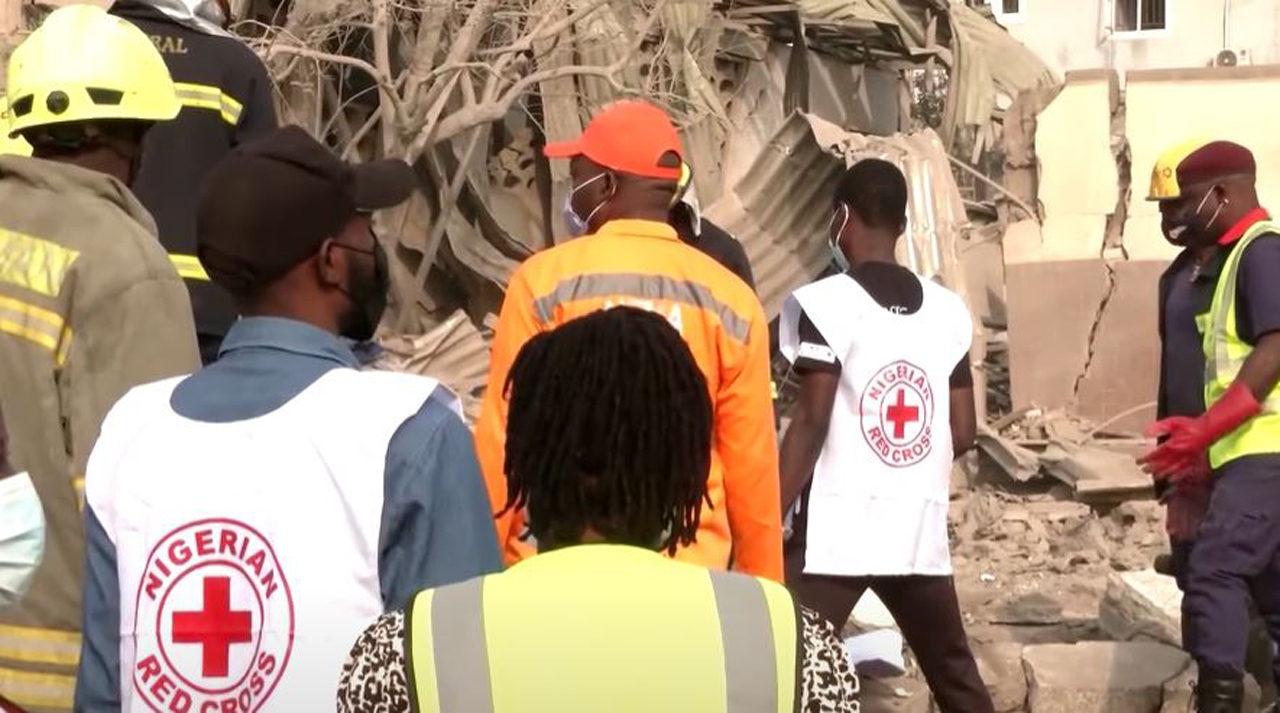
top-left (424, 571), bottom-right (782, 712)
top-left (530, 272), bottom-right (753, 343)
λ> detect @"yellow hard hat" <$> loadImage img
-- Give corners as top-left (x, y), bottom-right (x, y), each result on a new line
top-left (1147, 138), bottom-right (1208, 201)
top-left (1146, 137), bottom-right (1256, 203)
top-left (6, 4), bottom-right (180, 137)
top-left (0, 97), bottom-right (31, 157)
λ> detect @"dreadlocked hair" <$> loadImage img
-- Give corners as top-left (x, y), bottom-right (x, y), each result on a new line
top-left (500, 306), bottom-right (713, 555)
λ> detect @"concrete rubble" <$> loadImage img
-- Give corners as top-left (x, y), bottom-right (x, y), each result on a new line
top-left (1099, 570), bottom-right (1183, 647)
top-left (1023, 642), bottom-right (1189, 713)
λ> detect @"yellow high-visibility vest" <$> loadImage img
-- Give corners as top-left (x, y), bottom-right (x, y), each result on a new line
top-left (406, 544), bottom-right (800, 713)
top-left (1204, 219), bottom-right (1280, 467)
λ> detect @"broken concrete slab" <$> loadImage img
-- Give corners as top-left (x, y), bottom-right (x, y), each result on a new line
top-left (1039, 441), bottom-right (1154, 503)
top-left (1099, 570), bottom-right (1183, 647)
top-left (1026, 501), bottom-right (1093, 522)
top-left (1023, 641), bottom-right (1189, 713)
top-left (975, 641), bottom-right (1029, 713)
top-left (977, 422), bottom-right (1043, 482)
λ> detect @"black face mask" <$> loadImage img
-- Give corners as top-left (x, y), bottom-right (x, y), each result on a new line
top-left (333, 240), bottom-right (389, 342)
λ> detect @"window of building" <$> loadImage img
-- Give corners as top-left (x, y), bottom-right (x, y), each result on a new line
top-left (1114, 0), bottom-right (1167, 33)
top-left (988, 0), bottom-right (1023, 23)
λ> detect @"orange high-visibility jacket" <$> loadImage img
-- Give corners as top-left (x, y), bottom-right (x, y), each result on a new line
top-left (475, 219), bottom-right (783, 581)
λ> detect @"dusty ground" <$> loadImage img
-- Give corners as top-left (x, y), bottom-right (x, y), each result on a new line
top-left (850, 466), bottom-right (1179, 712)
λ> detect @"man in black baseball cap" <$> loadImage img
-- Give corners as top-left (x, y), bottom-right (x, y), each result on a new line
top-left (196, 124), bottom-right (415, 340)
top-left (76, 126), bottom-right (502, 711)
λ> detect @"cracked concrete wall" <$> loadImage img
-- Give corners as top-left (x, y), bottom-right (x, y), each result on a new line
top-left (1007, 69), bottom-right (1161, 432)
top-left (1033, 70), bottom-right (1120, 259)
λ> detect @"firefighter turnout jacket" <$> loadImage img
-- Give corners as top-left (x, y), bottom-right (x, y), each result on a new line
top-left (110, 0), bottom-right (277, 351)
top-left (0, 156), bottom-right (199, 711)
top-left (476, 219), bottom-right (784, 580)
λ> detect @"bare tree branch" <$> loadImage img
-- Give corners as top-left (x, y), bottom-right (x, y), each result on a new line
top-left (265, 44), bottom-right (409, 126)
top-left (371, 0), bottom-right (398, 152)
top-left (397, 124), bottom-right (488, 331)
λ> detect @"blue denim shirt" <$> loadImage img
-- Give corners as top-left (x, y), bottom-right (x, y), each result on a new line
top-left (75, 317), bottom-right (501, 711)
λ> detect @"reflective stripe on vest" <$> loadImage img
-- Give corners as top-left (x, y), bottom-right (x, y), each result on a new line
top-left (405, 567), bottom-right (797, 713)
top-left (173, 82), bottom-right (243, 126)
top-left (168, 253), bottom-right (209, 281)
top-left (1204, 219), bottom-right (1280, 467)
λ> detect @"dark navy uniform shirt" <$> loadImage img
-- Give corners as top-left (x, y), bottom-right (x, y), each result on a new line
top-left (1157, 214), bottom-right (1280, 421)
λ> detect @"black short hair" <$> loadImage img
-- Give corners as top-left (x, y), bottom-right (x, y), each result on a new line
top-left (500, 307), bottom-right (712, 554)
top-left (833, 158), bottom-right (908, 230)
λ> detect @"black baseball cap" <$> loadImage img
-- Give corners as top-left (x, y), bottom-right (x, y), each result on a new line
top-left (196, 125), bottom-right (415, 296)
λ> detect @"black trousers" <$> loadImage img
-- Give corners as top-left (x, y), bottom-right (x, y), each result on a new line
top-left (1183, 455), bottom-right (1280, 684)
top-left (785, 538), bottom-right (995, 713)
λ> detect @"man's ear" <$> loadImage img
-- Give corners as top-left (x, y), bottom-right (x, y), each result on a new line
top-left (315, 238), bottom-right (345, 290)
top-left (599, 171), bottom-right (617, 198)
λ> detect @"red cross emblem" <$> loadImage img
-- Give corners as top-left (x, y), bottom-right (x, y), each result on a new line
top-left (861, 360), bottom-right (935, 467)
top-left (133, 519), bottom-right (294, 712)
top-left (884, 388), bottom-right (920, 440)
top-left (172, 576), bottom-right (253, 678)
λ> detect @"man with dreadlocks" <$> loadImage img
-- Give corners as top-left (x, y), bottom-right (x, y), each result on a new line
top-left (339, 307), bottom-right (860, 712)
top-left (475, 100), bottom-right (783, 580)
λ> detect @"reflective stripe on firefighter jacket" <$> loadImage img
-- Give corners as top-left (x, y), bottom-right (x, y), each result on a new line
top-left (406, 545), bottom-right (800, 713)
top-left (1204, 219), bottom-right (1280, 468)
top-left (780, 273), bottom-right (971, 576)
top-left (85, 368), bottom-right (449, 712)
top-left (475, 219), bottom-right (782, 581)
top-left (0, 155), bottom-right (199, 712)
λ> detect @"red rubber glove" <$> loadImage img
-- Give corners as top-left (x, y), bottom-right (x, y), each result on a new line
top-left (1139, 382), bottom-right (1261, 480)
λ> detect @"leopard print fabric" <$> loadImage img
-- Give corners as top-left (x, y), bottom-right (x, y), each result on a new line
top-left (800, 607), bottom-right (861, 713)
top-left (338, 607), bottom-right (860, 712)
top-left (338, 611), bottom-right (409, 713)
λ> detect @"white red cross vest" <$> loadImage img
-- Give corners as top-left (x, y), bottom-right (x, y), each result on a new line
top-left (780, 273), bottom-right (971, 576)
top-left (85, 368), bottom-right (451, 713)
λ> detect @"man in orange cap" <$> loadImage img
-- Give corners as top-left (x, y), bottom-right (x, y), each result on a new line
top-left (475, 100), bottom-right (783, 581)
top-left (1141, 139), bottom-right (1280, 712)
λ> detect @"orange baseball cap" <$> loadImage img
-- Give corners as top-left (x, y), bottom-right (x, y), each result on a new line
top-left (544, 100), bottom-right (683, 181)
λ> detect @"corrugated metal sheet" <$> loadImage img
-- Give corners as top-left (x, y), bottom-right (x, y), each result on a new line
top-left (705, 112), bottom-right (969, 318)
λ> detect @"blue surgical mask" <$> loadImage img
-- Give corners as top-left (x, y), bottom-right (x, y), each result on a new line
top-left (829, 204), bottom-right (851, 272)
top-left (0, 472), bottom-right (44, 607)
top-left (563, 172), bottom-right (610, 237)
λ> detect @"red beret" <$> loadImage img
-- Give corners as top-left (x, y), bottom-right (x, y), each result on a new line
top-left (1177, 141), bottom-right (1256, 188)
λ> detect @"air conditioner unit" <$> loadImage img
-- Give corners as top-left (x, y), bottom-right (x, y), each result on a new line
top-left (1214, 48), bottom-right (1252, 67)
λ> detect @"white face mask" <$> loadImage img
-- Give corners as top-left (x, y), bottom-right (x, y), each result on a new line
top-left (0, 472), bottom-right (44, 607)
top-left (828, 203), bottom-right (851, 272)
top-left (563, 172), bottom-right (610, 237)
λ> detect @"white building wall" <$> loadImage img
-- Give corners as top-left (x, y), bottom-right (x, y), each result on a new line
top-left (987, 0), bottom-right (1280, 77)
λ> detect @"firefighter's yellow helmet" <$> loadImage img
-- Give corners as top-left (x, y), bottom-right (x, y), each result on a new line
top-left (1148, 138), bottom-right (1204, 201)
top-left (0, 97), bottom-right (32, 156)
top-left (6, 4), bottom-right (180, 138)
